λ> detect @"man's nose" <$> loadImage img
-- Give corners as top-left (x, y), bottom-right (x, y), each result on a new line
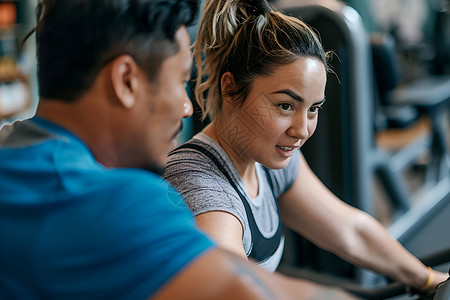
top-left (183, 97), bottom-right (193, 118)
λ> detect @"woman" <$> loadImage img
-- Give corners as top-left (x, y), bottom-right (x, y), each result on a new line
top-left (164, 0), bottom-right (448, 292)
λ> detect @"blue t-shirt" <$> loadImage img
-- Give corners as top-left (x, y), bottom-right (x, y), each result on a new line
top-left (0, 117), bottom-right (214, 300)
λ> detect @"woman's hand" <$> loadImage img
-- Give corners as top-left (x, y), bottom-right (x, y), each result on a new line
top-left (430, 269), bottom-right (449, 291)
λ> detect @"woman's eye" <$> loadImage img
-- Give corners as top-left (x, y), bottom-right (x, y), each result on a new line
top-left (279, 103), bottom-right (293, 111)
top-left (309, 105), bottom-right (322, 114)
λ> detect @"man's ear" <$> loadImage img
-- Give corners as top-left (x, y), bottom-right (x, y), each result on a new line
top-left (110, 55), bottom-right (139, 109)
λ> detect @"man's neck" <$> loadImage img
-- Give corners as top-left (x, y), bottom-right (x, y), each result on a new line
top-left (36, 97), bottom-right (118, 168)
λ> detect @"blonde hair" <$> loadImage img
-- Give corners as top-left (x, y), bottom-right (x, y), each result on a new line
top-left (193, 0), bottom-right (329, 120)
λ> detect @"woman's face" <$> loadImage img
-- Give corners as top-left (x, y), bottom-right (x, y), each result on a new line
top-left (220, 57), bottom-right (327, 169)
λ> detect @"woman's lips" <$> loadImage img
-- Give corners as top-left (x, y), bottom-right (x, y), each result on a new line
top-left (275, 145), bottom-right (298, 157)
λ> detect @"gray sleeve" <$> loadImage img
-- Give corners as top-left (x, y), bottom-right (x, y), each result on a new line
top-left (265, 149), bottom-right (301, 198)
top-left (163, 150), bottom-right (247, 227)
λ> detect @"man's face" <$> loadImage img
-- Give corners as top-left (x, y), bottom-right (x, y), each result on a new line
top-left (125, 26), bottom-right (193, 172)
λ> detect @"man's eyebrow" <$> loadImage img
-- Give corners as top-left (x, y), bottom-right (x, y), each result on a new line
top-left (273, 89), bottom-right (326, 105)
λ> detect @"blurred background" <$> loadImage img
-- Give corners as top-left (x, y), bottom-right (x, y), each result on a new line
top-left (0, 0), bottom-right (36, 123)
top-left (1, 0), bottom-right (449, 295)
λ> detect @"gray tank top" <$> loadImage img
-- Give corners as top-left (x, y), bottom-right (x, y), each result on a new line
top-left (164, 133), bottom-right (300, 271)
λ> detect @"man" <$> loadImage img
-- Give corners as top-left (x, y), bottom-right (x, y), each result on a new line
top-left (0, 0), bottom-right (355, 299)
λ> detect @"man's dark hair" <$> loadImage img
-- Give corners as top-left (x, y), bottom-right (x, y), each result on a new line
top-left (27, 0), bottom-right (198, 101)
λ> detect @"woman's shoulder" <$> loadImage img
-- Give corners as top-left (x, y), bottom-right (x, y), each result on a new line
top-left (164, 133), bottom-right (235, 194)
top-left (165, 132), bottom-right (237, 176)
top-left (164, 134), bottom-right (248, 219)
top-left (166, 133), bottom-right (221, 173)
top-left (163, 133), bottom-right (247, 221)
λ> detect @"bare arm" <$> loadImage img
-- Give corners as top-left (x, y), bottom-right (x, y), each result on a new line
top-left (279, 153), bottom-right (448, 290)
top-left (195, 211), bottom-right (248, 259)
top-left (151, 248), bottom-right (358, 300)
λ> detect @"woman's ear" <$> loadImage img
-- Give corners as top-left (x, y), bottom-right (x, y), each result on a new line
top-left (110, 55), bottom-right (139, 109)
top-left (220, 71), bottom-right (235, 96)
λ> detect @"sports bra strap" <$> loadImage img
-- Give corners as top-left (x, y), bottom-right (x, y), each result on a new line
top-left (169, 142), bottom-right (283, 262)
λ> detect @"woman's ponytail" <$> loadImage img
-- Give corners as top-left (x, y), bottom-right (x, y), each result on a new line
top-left (194, 0), bottom-right (327, 120)
top-left (194, 0), bottom-right (273, 120)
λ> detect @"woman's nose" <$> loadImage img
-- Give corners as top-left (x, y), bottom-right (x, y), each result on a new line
top-left (286, 113), bottom-right (309, 140)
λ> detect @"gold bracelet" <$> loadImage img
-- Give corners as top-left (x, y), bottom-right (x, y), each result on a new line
top-left (420, 266), bottom-right (434, 292)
